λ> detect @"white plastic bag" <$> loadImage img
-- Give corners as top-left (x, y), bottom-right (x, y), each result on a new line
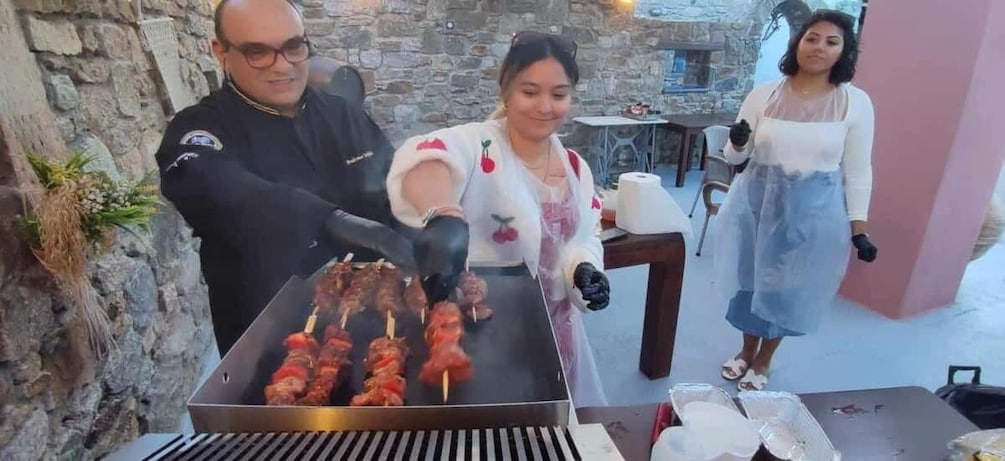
top-left (651, 401), bottom-right (760, 461)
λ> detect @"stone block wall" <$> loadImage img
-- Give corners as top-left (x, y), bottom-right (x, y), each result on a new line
top-left (635, 0), bottom-right (769, 23)
top-left (303, 0), bottom-right (766, 181)
top-left (0, 0), bottom-right (216, 459)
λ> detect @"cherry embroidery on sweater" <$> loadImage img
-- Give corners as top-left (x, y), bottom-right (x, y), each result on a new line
top-left (490, 213), bottom-right (518, 243)
top-left (417, 138), bottom-right (447, 151)
top-left (480, 139), bottom-right (496, 173)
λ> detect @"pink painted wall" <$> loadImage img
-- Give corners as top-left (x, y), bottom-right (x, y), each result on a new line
top-left (839, 0), bottom-right (1005, 318)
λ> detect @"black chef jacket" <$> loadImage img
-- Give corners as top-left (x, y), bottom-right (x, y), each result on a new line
top-left (155, 81), bottom-right (397, 355)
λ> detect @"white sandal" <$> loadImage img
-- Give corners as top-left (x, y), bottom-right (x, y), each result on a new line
top-left (737, 369), bottom-right (768, 391)
top-left (721, 357), bottom-right (749, 381)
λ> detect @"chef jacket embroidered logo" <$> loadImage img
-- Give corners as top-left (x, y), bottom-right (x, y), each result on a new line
top-left (345, 151), bottom-right (374, 165)
top-left (179, 130), bottom-right (223, 151)
top-left (165, 152), bottom-right (200, 172)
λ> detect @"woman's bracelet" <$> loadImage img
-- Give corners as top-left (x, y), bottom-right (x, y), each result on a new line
top-left (421, 205), bottom-right (464, 225)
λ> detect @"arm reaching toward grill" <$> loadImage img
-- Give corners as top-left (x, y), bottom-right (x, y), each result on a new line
top-left (560, 150), bottom-right (607, 313)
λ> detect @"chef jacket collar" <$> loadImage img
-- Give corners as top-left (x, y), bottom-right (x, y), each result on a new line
top-left (225, 76), bottom-right (314, 117)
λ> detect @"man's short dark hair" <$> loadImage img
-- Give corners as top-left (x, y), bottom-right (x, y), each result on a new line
top-left (778, 10), bottom-right (860, 85)
top-left (213, 0), bottom-right (301, 42)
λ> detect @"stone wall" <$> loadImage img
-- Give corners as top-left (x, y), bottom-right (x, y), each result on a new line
top-left (635, 0), bottom-right (770, 23)
top-left (304, 0), bottom-right (766, 183)
top-left (0, 0), bottom-right (215, 459)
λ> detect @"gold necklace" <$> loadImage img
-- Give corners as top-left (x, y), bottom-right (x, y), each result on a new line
top-left (525, 139), bottom-right (554, 182)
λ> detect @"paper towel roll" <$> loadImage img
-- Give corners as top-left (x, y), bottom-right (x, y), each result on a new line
top-left (615, 172), bottom-right (693, 236)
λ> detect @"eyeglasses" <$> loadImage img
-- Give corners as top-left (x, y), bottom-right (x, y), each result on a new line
top-left (222, 36), bottom-right (312, 69)
top-left (510, 31), bottom-right (578, 59)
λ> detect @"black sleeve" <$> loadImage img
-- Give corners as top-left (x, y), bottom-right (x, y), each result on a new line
top-left (155, 109), bottom-right (336, 254)
top-left (328, 99), bottom-right (400, 228)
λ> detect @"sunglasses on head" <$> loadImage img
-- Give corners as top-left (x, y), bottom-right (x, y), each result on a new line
top-left (510, 31), bottom-right (578, 59)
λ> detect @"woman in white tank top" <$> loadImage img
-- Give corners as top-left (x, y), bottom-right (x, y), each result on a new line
top-left (714, 10), bottom-right (878, 391)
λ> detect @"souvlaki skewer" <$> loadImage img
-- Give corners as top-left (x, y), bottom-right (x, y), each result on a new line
top-left (305, 253), bottom-right (354, 334)
top-left (338, 258), bottom-right (384, 328)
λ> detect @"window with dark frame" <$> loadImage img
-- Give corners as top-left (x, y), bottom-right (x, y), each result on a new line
top-left (662, 49), bottom-right (713, 94)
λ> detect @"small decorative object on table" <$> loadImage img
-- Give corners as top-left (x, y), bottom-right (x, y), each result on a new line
top-left (21, 151), bottom-right (161, 357)
top-left (623, 101), bottom-right (663, 121)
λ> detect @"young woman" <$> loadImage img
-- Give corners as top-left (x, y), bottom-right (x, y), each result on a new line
top-left (385, 32), bottom-right (611, 407)
top-left (715, 10), bottom-right (878, 391)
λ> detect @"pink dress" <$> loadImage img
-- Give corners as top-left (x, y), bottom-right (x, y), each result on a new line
top-left (530, 172), bottom-right (609, 408)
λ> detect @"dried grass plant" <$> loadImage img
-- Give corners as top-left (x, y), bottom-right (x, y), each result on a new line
top-left (22, 151), bottom-right (160, 358)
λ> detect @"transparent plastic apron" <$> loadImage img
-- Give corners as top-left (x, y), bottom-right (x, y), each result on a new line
top-left (529, 169), bottom-right (609, 408)
top-left (713, 117), bottom-right (852, 335)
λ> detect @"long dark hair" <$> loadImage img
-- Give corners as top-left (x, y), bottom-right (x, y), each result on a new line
top-left (490, 32), bottom-right (579, 119)
top-left (779, 10), bottom-right (859, 84)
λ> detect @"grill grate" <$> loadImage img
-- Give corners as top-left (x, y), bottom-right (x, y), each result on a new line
top-left (139, 427), bottom-right (581, 461)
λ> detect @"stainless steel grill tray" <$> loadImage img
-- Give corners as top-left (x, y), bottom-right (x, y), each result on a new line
top-left (187, 264), bottom-right (571, 432)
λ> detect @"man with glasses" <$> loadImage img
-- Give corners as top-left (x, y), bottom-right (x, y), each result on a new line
top-left (155, 0), bottom-right (413, 355)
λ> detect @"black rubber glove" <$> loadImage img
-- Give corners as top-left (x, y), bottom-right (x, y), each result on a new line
top-left (852, 234), bottom-right (878, 263)
top-left (574, 262), bottom-right (610, 311)
top-left (413, 215), bottom-right (469, 305)
top-left (323, 209), bottom-right (416, 268)
top-left (729, 119), bottom-right (751, 147)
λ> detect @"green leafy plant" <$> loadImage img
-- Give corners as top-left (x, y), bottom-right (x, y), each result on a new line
top-left (22, 150), bottom-right (161, 357)
top-left (24, 151), bottom-right (160, 251)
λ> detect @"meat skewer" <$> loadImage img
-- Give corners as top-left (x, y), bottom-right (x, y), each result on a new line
top-left (313, 253), bottom-right (355, 315)
top-left (306, 253), bottom-right (354, 334)
top-left (338, 259), bottom-right (384, 328)
top-left (420, 301), bottom-right (473, 402)
top-left (350, 334), bottom-right (410, 406)
top-left (456, 270), bottom-right (492, 322)
top-left (403, 275), bottom-right (427, 324)
top-left (375, 262), bottom-right (407, 339)
top-left (296, 324), bottom-right (353, 406)
top-left (264, 332), bottom-right (320, 405)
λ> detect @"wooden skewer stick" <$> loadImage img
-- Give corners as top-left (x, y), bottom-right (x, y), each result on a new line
top-left (340, 309), bottom-right (348, 329)
top-left (304, 304), bottom-right (320, 334)
top-left (386, 312), bottom-right (395, 339)
top-left (421, 308), bottom-right (425, 325)
top-left (442, 370), bottom-right (449, 403)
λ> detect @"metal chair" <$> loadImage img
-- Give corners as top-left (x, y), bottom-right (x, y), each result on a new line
top-left (695, 154), bottom-right (734, 257)
top-left (689, 125), bottom-right (731, 217)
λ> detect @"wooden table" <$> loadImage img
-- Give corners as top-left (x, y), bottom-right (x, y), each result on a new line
top-left (661, 113), bottom-right (737, 187)
top-left (577, 386), bottom-right (979, 461)
top-left (601, 221), bottom-right (686, 380)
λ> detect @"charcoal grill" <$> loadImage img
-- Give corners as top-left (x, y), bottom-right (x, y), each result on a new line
top-left (107, 426), bottom-right (585, 461)
top-left (187, 263), bottom-right (572, 433)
